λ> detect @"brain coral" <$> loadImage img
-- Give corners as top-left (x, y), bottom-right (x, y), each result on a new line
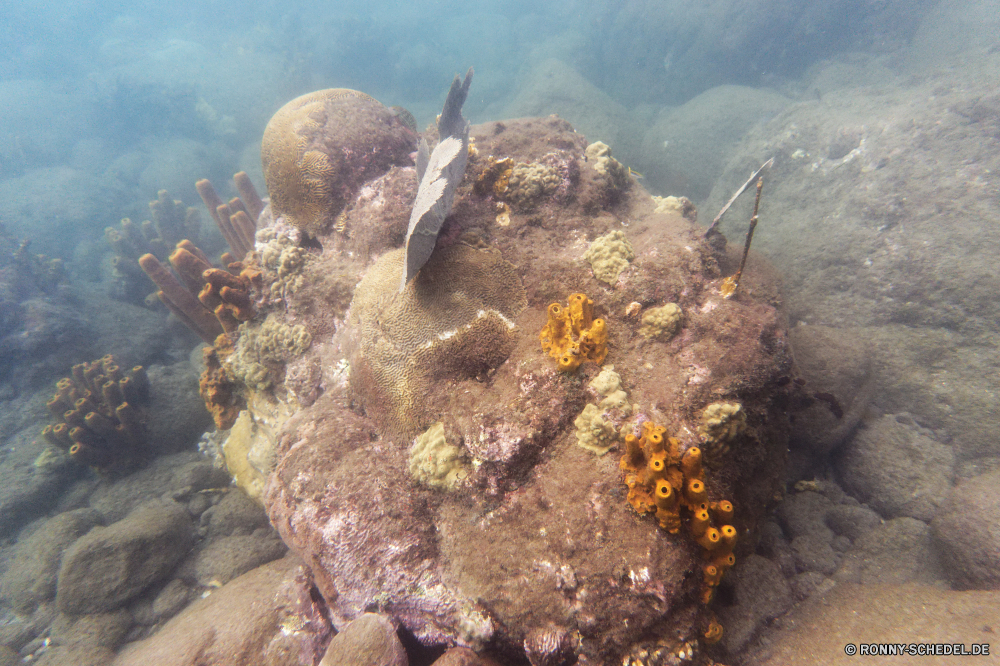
top-left (261, 89), bottom-right (415, 235)
top-left (347, 243), bottom-right (527, 436)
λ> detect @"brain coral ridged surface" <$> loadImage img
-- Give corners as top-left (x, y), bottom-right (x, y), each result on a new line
top-left (261, 89), bottom-right (415, 235)
top-left (347, 243), bottom-right (526, 435)
top-left (240, 107), bottom-right (791, 665)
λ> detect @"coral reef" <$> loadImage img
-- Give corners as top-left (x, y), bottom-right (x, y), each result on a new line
top-left (574, 365), bottom-right (631, 455)
top-left (639, 303), bottom-right (683, 340)
top-left (40, 355), bottom-right (151, 471)
top-left (199, 337), bottom-right (244, 430)
top-left (652, 195), bottom-right (697, 221)
top-left (105, 190), bottom-right (201, 304)
top-left (584, 229), bottom-right (635, 285)
top-left (402, 68), bottom-right (473, 289)
top-left (539, 293), bottom-right (608, 372)
top-left (224, 315), bottom-right (312, 392)
top-left (408, 422), bottom-right (469, 490)
top-left (0, 229), bottom-right (68, 381)
top-left (261, 88), bottom-right (415, 236)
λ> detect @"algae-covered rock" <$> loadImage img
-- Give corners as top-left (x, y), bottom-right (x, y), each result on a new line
top-left (56, 500), bottom-right (194, 614)
top-left (932, 469), bottom-right (1000, 590)
top-left (836, 413), bottom-right (954, 521)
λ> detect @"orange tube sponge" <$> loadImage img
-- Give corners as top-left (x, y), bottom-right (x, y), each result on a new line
top-left (686, 478), bottom-right (708, 506)
top-left (39, 357), bottom-right (152, 471)
top-left (540, 293), bottom-right (608, 372)
top-left (711, 499), bottom-right (734, 523)
top-left (654, 479), bottom-right (676, 510)
top-left (712, 552), bottom-right (736, 572)
top-left (139, 253), bottom-right (223, 343)
top-left (704, 619), bottom-right (724, 644)
top-left (656, 507), bottom-right (680, 533)
top-left (169, 246), bottom-right (214, 295)
top-left (622, 433), bottom-right (644, 470)
top-left (681, 446), bottom-right (703, 479)
top-left (719, 524), bottom-right (738, 552)
top-left (703, 564), bottom-right (723, 587)
top-left (691, 507), bottom-right (711, 537)
top-left (233, 171), bottom-right (265, 221)
top-left (696, 526), bottom-right (722, 551)
top-left (647, 450), bottom-right (667, 479)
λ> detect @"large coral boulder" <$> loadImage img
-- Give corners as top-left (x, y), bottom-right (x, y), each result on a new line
top-left (261, 89), bottom-right (416, 236)
top-left (239, 108), bottom-right (790, 664)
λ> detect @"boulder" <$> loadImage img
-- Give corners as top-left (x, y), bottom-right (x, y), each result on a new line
top-left (56, 500), bottom-right (194, 614)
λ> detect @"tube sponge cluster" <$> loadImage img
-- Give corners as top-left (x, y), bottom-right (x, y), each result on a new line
top-left (619, 421), bottom-right (737, 613)
top-left (40, 355), bottom-right (151, 471)
top-left (539, 293), bottom-right (608, 372)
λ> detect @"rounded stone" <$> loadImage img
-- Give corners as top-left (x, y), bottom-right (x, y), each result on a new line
top-left (319, 613), bottom-right (407, 666)
top-left (931, 469), bottom-right (1000, 589)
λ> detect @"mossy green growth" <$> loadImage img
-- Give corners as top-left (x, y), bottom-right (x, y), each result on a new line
top-left (574, 404), bottom-right (617, 455)
top-left (506, 162), bottom-right (560, 210)
top-left (584, 230), bottom-right (634, 286)
top-left (409, 422), bottom-right (469, 490)
top-left (639, 303), bottom-right (683, 340)
top-left (574, 365), bottom-right (631, 455)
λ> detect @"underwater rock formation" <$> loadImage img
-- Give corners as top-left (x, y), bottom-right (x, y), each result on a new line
top-left (209, 78), bottom-right (790, 665)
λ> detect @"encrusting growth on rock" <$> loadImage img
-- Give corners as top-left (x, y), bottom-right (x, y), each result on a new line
top-left (199, 334), bottom-right (245, 430)
top-left (40, 355), bottom-right (151, 471)
top-left (539, 293), bottom-right (608, 372)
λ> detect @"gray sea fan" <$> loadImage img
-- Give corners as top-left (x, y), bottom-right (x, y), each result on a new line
top-left (400, 68), bottom-right (473, 291)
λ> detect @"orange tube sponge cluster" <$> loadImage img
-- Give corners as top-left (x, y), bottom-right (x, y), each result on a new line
top-left (196, 178), bottom-right (258, 260)
top-left (619, 422), bottom-right (738, 607)
top-left (40, 355), bottom-right (151, 471)
top-left (539, 293), bottom-right (608, 372)
top-left (139, 239), bottom-right (263, 343)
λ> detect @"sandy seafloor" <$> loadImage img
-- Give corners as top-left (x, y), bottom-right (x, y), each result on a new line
top-left (1, 0), bottom-right (1000, 664)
